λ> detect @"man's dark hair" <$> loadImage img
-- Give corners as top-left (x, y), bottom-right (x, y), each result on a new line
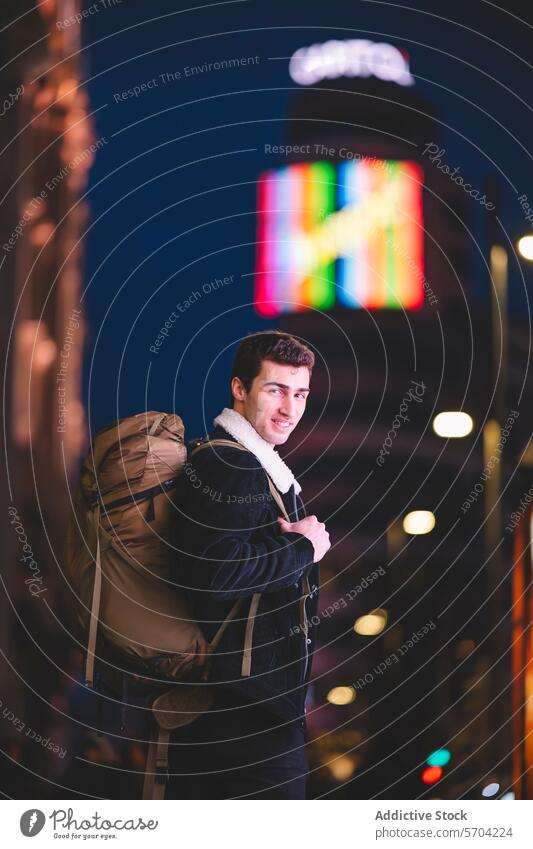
top-left (230, 331), bottom-right (315, 403)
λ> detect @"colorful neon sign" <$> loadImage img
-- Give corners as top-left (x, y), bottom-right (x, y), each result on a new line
top-left (255, 159), bottom-right (425, 316)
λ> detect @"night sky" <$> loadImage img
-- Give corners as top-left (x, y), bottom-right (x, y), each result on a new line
top-left (82, 0), bottom-right (532, 437)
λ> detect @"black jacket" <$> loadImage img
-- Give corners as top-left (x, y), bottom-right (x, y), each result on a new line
top-left (172, 424), bottom-right (320, 722)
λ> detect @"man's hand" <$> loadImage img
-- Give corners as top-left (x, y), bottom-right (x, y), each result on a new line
top-left (277, 515), bottom-right (331, 563)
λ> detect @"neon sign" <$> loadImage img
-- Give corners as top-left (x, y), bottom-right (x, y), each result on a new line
top-left (255, 159), bottom-right (425, 315)
top-left (289, 39), bottom-right (414, 87)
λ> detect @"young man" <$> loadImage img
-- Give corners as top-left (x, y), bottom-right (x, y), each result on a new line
top-left (168, 331), bottom-right (330, 799)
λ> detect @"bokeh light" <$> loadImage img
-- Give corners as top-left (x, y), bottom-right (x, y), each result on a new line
top-left (354, 608), bottom-right (388, 636)
top-left (327, 686), bottom-right (357, 706)
top-left (403, 510), bottom-right (436, 535)
top-left (433, 411), bottom-right (473, 438)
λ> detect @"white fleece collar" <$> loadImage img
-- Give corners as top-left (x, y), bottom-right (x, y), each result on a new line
top-left (213, 407), bottom-right (302, 495)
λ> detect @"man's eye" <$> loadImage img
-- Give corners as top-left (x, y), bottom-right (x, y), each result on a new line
top-left (269, 388), bottom-right (281, 395)
top-left (296, 393), bottom-right (307, 400)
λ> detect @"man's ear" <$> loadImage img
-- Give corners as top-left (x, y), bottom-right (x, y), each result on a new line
top-left (231, 376), bottom-right (246, 402)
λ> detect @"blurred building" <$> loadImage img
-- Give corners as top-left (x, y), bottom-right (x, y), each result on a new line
top-left (253, 43), bottom-right (531, 797)
top-left (511, 449), bottom-right (533, 802)
top-left (1, 0), bottom-right (94, 798)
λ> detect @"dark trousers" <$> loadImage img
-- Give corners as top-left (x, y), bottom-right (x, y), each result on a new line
top-left (166, 689), bottom-right (309, 799)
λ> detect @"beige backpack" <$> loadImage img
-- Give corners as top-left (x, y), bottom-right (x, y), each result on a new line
top-left (64, 411), bottom-right (242, 691)
top-left (65, 411), bottom-right (289, 798)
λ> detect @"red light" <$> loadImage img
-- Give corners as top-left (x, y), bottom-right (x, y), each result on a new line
top-left (422, 766), bottom-right (442, 784)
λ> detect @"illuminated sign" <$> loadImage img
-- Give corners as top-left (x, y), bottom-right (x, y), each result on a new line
top-left (289, 39), bottom-right (414, 87)
top-left (255, 159), bottom-right (424, 315)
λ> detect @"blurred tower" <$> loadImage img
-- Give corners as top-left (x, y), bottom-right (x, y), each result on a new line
top-left (0, 0), bottom-right (93, 790)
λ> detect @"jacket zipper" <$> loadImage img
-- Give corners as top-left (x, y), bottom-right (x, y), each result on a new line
top-left (293, 488), bottom-right (313, 685)
top-left (300, 575), bottom-right (311, 683)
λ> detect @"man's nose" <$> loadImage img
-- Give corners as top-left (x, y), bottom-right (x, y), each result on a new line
top-left (279, 395), bottom-right (296, 418)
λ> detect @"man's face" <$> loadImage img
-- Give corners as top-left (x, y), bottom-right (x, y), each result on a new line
top-left (231, 359), bottom-right (311, 446)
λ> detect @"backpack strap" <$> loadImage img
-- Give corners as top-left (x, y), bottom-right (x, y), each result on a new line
top-left (143, 721), bottom-right (168, 800)
top-left (85, 504), bottom-right (103, 688)
top-left (266, 475), bottom-right (290, 521)
top-left (209, 598), bottom-right (242, 651)
top-left (148, 414), bottom-right (165, 435)
top-left (241, 592), bottom-right (261, 677)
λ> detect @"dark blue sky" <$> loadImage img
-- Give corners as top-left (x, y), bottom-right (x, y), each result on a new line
top-left (82, 0), bottom-right (532, 436)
